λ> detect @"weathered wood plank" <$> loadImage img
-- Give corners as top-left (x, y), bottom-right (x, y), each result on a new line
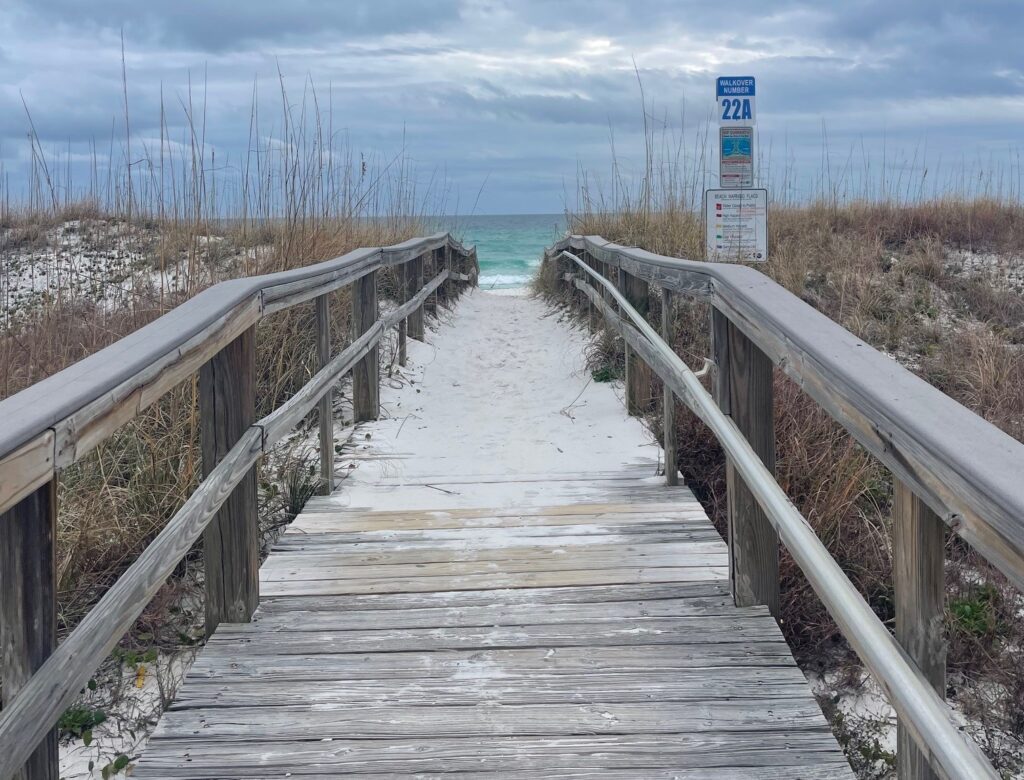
top-left (261, 540), bottom-right (725, 568)
top-left (895, 478), bottom-right (946, 780)
top-left (662, 286), bottom-right (678, 485)
top-left (135, 731), bottom-right (851, 778)
top-left (151, 696), bottom-right (833, 742)
top-left (255, 581), bottom-right (732, 612)
top-left (617, 266), bottom-right (652, 415)
top-left (171, 672), bottom-right (815, 708)
top-left (407, 254), bottom-right (425, 340)
top-left (184, 643), bottom-right (800, 684)
top-left (246, 597), bottom-right (764, 630)
top-left (352, 269), bottom-right (380, 422)
top-left (204, 617), bottom-right (780, 656)
top-left (0, 432), bottom-right (54, 519)
top-left (199, 326), bottom-right (259, 638)
top-left (314, 293), bottom-right (334, 494)
top-left (271, 526), bottom-right (722, 552)
top-left (261, 566), bottom-right (728, 596)
top-left (0, 481), bottom-right (58, 780)
top-left (713, 306), bottom-right (780, 618)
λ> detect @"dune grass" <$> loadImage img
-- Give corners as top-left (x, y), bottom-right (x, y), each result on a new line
top-left (538, 140), bottom-right (1024, 774)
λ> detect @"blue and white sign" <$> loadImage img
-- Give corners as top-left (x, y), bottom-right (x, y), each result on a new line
top-left (716, 76), bottom-right (756, 125)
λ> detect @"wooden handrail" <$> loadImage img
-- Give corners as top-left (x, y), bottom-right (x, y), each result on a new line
top-left (548, 235), bottom-right (1024, 592)
top-left (0, 234), bottom-right (475, 780)
top-left (560, 249), bottom-right (998, 780)
top-left (0, 233), bottom-right (473, 516)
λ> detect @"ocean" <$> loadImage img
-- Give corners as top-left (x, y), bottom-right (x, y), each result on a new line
top-left (439, 213), bottom-right (567, 289)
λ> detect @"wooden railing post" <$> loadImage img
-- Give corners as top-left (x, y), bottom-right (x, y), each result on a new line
top-left (661, 288), bottom-right (678, 486)
top-left (352, 269), bottom-right (380, 422)
top-left (315, 294), bottom-right (334, 495)
top-left (894, 479), bottom-right (946, 780)
top-left (425, 249), bottom-right (439, 318)
top-left (407, 255), bottom-right (425, 340)
top-left (397, 279), bottom-right (409, 368)
top-left (199, 326), bottom-right (258, 639)
top-left (442, 244), bottom-right (453, 302)
top-left (712, 307), bottom-right (780, 617)
top-left (583, 252), bottom-right (600, 331)
top-left (617, 267), bottom-right (652, 416)
top-left (0, 481), bottom-right (58, 780)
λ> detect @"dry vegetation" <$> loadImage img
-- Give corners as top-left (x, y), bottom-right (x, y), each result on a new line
top-left (0, 73), bottom-right (443, 775)
top-left (537, 195), bottom-right (1024, 776)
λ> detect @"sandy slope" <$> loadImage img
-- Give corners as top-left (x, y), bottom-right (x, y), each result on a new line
top-left (332, 288), bottom-right (663, 510)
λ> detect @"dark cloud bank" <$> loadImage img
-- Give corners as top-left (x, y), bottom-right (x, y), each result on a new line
top-left (1, 0), bottom-right (1021, 212)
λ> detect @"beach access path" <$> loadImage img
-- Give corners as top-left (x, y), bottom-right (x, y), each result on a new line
top-left (135, 288), bottom-right (851, 777)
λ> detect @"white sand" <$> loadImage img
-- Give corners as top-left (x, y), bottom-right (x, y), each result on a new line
top-left (331, 287), bottom-right (663, 511)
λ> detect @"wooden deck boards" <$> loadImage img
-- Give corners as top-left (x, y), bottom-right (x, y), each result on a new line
top-left (136, 471), bottom-right (851, 778)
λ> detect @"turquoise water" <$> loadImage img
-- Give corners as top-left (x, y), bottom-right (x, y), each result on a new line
top-left (440, 214), bottom-right (567, 289)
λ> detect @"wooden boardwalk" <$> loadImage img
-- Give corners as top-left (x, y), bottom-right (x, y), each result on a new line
top-left (136, 466), bottom-right (851, 778)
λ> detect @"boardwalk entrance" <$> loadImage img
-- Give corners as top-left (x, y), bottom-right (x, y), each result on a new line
top-left (136, 291), bottom-right (850, 778)
top-left (7, 231), bottom-right (1012, 778)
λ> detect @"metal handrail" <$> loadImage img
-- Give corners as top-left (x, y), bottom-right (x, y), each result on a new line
top-left (562, 249), bottom-right (996, 780)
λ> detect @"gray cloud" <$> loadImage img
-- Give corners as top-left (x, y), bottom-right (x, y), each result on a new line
top-left (1, 0), bottom-right (1021, 212)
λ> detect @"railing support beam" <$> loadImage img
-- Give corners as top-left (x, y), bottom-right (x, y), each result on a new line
top-left (0, 481), bottom-right (58, 780)
top-left (425, 250), bottom-right (439, 318)
top-left (617, 267), bottom-right (652, 416)
top-left (352, 269), bottom-right (380, 422)
top-left (712, 307), bottom-right (780, 618)
top-left (895, 479), bottom-right (946, 780)
top-left (200, 326), bottom-right (259, 638)
top-left (407, 255), bottom-right (426, 341)
top-left (315, 294), bottom-right (334, 495)
top-left (661, 288), bottom-right (678, 486)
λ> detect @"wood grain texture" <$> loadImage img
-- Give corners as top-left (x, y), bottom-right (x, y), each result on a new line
top-left (0, 481), bottom-right (58, 780)
top-left (0, 432), bottom-right (54, 520)
top-left (662, 286), bottom-right (678, 485)
top-left (408, 254), bottom-right (426, 340)
top-left (895, 479), bottom-right (946, 780)
top-left (617, 266), bottom-right (652, 416)
top-left (314, 294), bottom-right (333, 494)
top-left (135, 470), bottom-right (849, 777)
top-left (713, 307), bottom-right (780, 618)
top-left (352, 269), bottom-right (380, 422)
top-left (199, 327), bottom-right (259, 638)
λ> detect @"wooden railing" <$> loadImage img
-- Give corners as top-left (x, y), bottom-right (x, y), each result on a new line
top-left (0, 233), bottom-right (478, 780)
top-left (545, 235), bottom-right (1024, 780)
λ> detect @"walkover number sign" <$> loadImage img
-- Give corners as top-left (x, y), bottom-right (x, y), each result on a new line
top-left (717, 76), bottom-right (756, 125)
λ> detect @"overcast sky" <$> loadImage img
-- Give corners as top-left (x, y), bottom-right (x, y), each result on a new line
top-left (2, 1), bottom-right (1022, 213)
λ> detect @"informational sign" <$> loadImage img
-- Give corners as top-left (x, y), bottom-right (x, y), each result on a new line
top-left (704, 189), bottom-right (768, 263)
top-left (716, 76), bottom-right (756, 125)
top-left (719, 126), bottom-right (753, 188)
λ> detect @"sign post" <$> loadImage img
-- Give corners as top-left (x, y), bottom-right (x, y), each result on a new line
top-left (707, 75), bottom-right (766, 262)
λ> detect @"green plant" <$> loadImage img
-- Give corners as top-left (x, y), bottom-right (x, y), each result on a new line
top-left (950, 584), bottom-right (1000, 638)
top-left (101, 754), bottom-right (131, 778)
top-left (57, 705), bottom-right (106, 742)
